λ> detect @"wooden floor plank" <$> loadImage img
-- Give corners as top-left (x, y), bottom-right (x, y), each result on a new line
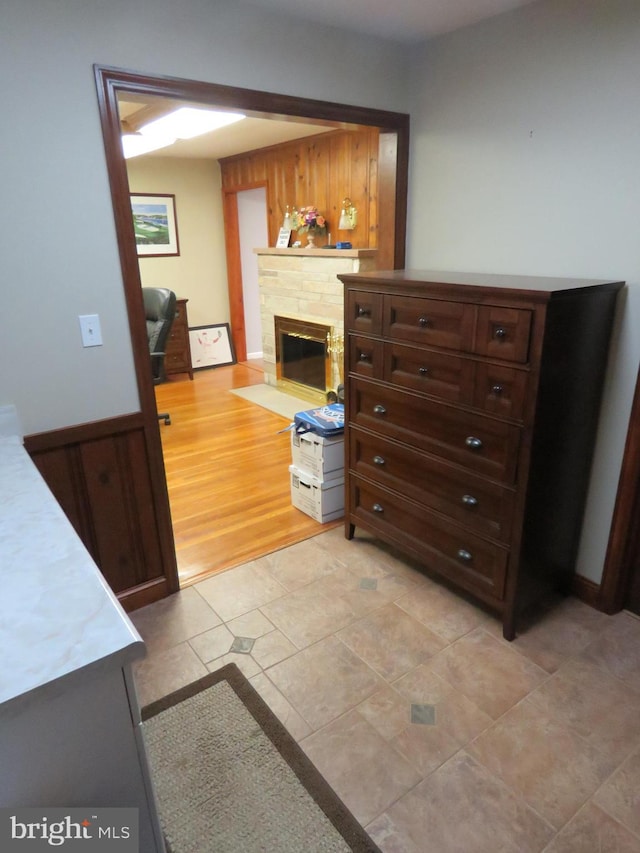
top-left (155, 362), bottom-right (341, 586)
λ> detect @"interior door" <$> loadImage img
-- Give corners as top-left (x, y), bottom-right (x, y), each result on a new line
top-left (237, 187), bottom-right (268, 358)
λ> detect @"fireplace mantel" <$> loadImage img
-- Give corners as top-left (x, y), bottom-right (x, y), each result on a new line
top-left (254, 247), bottom-right (377, 394)
top-left (254, 247), bottom-right (378, 260)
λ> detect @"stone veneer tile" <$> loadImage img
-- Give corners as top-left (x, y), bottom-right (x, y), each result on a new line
top-left (468, 697), bottom-right (619, 829)
top-left (429, 628), bottom-right (548, 719)
top-left (195, 560), bottom-right (287, 622)
top-left (249, 671), bottom-right (312, 742)
top-left (594, 746), bottom-right (640, 837)
top-left (128, 586), bottom-right (222, 655)
top-left (337, 603), bottom-right (445, 681)
top-left (543, 802), bottom-right (640, 853)
top-left (526, 656), bottom-right (640, 763)
top-left (265, 635), bottom-right (384, 730)
top-left (132, 642), bottom-right (208, 708)
top-left (301, 709), bottom-right (420, 826)
top-left (366, 751), bottom-right (554, 853)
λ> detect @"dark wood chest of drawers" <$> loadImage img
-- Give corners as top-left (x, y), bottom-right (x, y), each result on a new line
top-left (165, 297), bottom-right (193, 379)
top-left (339, 269), bottom-right (623, 639)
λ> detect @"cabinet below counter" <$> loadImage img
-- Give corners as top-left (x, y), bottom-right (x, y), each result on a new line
top-left (0, 431), bottom-right (165, 852)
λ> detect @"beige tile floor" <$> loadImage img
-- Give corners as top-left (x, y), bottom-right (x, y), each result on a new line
top-left (130, 527), bottom-right (640, 852)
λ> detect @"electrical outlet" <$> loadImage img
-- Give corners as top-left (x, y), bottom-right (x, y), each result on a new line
top-left (79, 314), bottom-right (103, 347)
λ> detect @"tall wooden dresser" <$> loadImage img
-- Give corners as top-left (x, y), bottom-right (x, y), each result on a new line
top-left (339, 270), bottom-right (623, 639)
top-left (165, 297), bottom-right (193, 379)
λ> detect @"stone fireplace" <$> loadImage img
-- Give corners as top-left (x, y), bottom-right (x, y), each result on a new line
top-left (254, 247), bottom-right (377, 399)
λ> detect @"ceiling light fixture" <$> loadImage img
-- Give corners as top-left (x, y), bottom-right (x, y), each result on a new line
top-left (139, 107), bottom-right (246, 140)
top-left (121, 133), bottom-right (176, 159)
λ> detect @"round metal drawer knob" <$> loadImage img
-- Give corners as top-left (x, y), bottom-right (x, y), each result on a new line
top-left (373, 455), bottom-right (386, 466)
top-left (457, 549), bottom-right (473, 562)
top-left (358, 307), bottom-right (371, 317)
top-left (494, 327), bottom-right (507, 339)
top-left (419, 366), bottom-right (429, 376)
top-left (465, 436), bottom-right (483, 450)
top-left (462, 494), bottom-right (478, 507)
top-left (418, 316), bottom-right (429, 328)
top-left (359, 352), bottom-right (371, 362)
top-left (491, 384), bottom-right (504, 395)
top-left (373, 404), bottom-right (387, 415)
top-left (372, 503), bottom-right (384, 513)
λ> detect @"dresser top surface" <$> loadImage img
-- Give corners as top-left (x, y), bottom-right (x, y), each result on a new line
top-left (339, 269), bottom-right (624, 299)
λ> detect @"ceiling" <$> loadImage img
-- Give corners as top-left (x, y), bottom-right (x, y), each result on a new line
top-left (241, 0), bottom-right (536, 43)
top-left (120, 0), bottom-right (536, 162)
top-left (119, 99), bottom-right (339, 161)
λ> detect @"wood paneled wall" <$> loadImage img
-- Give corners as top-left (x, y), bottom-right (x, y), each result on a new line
top-left (24, 413), bottom-right (179, 612)
top-left (220, 128), bottom-right (382, 253)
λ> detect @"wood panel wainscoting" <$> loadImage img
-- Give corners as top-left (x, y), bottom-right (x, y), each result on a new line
top-left (24, 413), bottom-right (179, 612)
top-left (220, 127), bottom-right (387, 261)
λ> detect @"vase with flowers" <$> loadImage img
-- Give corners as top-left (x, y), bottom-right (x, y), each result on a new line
top-left (293, 206), bottom-right (327, 248)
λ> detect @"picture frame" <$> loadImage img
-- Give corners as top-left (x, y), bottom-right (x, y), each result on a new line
top-left (131, 193), bottom-right (180, 257)
top-left (189, 323), bottom-right (236, 370)
top-left (276, 227), bottom-right (292, 248)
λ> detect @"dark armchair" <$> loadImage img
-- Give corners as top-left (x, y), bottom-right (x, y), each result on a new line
top-left (143, 287), bottom-right (177, 426)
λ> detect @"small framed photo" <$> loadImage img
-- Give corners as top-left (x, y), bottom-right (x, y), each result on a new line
top-left (189, 323), bottom-right (236, 370)
top-left (276, 227), bottom-right (292, 248)
top-left (131, 193), bottom-right (180, 257)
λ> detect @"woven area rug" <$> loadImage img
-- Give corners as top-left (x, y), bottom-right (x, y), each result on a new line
top-left (141, 663), bottom-right (381, 853)
top-left (230, 383), bottom-right (311, 421)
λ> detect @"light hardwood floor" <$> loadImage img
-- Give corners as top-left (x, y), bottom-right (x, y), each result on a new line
top-left (155, 361), bottom-right (341, 587)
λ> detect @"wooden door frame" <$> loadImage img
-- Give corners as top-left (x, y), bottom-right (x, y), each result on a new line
top-left (95, 65), bottom-right (409, 367)
top-left (222, 181), bottom-right (269, 363)
top-left (599, 362), bottom-right (640, 613)
top-left (93, 64), bottom-right (409, 573)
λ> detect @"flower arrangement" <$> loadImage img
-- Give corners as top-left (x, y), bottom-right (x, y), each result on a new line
top-left (292, 206), bottom-right (327, 234)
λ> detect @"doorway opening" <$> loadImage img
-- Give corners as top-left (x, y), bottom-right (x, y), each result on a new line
top-left (94, 64), bottom-right (409, 595)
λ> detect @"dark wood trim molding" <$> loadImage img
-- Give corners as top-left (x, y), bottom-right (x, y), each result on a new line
top-left (93, 65), bottom-right (409, 606)
top-left (93, 63), bottom-right (409, 270)
top-left (571, 573), bottom-right (601, 610)
top-left (222, 183), bottom-right (265, 363)
top-left (598, 363), bottom-right (640, 613)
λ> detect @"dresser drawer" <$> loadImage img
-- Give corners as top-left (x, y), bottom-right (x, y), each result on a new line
top-left (349, 378), bottom-right (521, 483)
top-left (349, 428), bottom-right (515, 542)
top-left (172, 301), bottom-right (188, 329)
top-left (350, 477), bottom-right (508, 600)
top-left (349, 335), bottom-right (384, 379)
top-left (475, 306), bottom-right (532, 363)
top-left (383, 295), bottom-right (475, 351)
top-left (384, 342), bottom-right (474, 405)
top-left (347, 291), bottom-right (383, 335)
top-left (473, 363), bottom-right (528, 421)
top-left (165, 347), bottom-right (190, 372)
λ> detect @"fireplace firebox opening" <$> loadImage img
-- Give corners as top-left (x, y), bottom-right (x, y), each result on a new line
top-left (274, 316), bottom-right (334, 404)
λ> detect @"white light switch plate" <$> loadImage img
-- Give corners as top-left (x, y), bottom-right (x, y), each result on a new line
top-left (79, 314), bottom-right (103, 347)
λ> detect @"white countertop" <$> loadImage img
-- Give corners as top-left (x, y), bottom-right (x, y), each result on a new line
top-left (0, 433), bottom-right (145, 711)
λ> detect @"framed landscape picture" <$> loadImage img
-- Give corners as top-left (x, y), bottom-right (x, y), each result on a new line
top-left (189, 323), bottom-right (236, 370)
top-left (131, 193), bottom-right (180, 256)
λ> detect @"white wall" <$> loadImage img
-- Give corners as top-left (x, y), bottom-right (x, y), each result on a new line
top-left (127, 157), bottom-right (229, 328)
top-left (406, 0), bottom-right (640, 582)
top-left (0, 0), bottom-right (410, 435)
